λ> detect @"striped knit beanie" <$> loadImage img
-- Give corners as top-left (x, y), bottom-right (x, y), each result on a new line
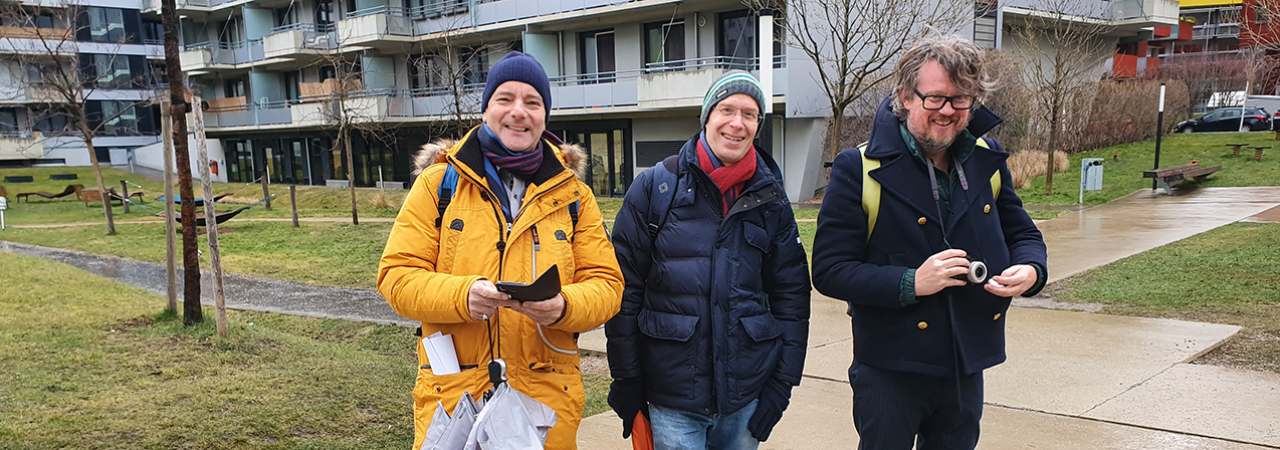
top-left (700, 70), bottom-right (766, 127)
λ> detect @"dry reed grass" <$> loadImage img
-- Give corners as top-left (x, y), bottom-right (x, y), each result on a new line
top-left (1007, 150), bottom-right (1070, 189)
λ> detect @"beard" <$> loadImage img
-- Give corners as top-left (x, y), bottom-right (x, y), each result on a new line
top-left (911, 113), bottom-right (973, 154)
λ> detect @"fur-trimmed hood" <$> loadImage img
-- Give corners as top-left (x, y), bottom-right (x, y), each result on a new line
top-left (411, 135), bottom-right (588, 181)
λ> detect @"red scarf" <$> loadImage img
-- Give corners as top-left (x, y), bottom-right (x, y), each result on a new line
top-left (696, 138), bottom-right (757, 215)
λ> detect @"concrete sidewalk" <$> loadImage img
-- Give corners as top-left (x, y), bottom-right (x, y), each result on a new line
top-left (578, 187), bottom-right (1280, 449)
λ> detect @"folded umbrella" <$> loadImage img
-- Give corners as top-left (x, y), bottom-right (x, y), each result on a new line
top-left (463, 382), bottom-right (558, 450)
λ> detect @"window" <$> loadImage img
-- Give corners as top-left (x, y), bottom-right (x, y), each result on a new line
top-left (320, 65), bottom-right (336, 81)
top-left (285, 71), bottom-right (301, 102)
top-left (460, 47), bottom-right (488, 87)
top-left (580, 29), bottom-right (615, 82)
top-left (974, 0), bottom-right (997, 49)
top-left (34, 111), bottom-right (68, 135)
top-left (718, 10), bottom-right (755, 70)
top-left (316, 0), bottom-right (334, 26)
top-left (94, 100), bottom-right (139, 136)
top-left (224, 78), bottom-right (245, 98)
top-left (644, 20), bottom-right (685, 68)
top-left (142, 20), bottom-right (162, 42)
top-left (0, 109), bottom-right (19, 134)
top-left (219, 17), bottom-right (243, 44)
top-left (276, 6), bottom-right (298, 27)
top-left (90, 54), bottom-right (132, 88)
top-left (87, 7), bottom-right (125, 43)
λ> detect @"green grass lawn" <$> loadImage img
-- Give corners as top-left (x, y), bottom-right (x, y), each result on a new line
top-left (0, 221), bottom-right (391, 289)
top-left (1049, 222), bottom-right (1280, 373)
top-left (0, 166), bottom-right (410, 226)
top-left (1017, 132), bottom-right (1280, 206)
top-left (0, 252), bottom-right (420, 449)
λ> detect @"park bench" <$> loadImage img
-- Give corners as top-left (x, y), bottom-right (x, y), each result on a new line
top-left (49, 174), bottom-right (78, 180)
top-left (79, 189), bottom-right (140, 207)
top-left (1144, 163), bottom-right (1222, 195)
top-left (16, 184), bottom-right (83, 202)
top-left (4, 176), bottom-right (33, 183)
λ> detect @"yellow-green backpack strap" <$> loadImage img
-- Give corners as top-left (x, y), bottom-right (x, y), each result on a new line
top-left (976, 137), bottom-right (1001, 200)
top-left (857, 143), bottom-right (881, 240)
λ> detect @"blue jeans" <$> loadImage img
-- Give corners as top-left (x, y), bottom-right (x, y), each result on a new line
top-left (850, 362), bottom-right (984, 450)
top-left (650, 399), bottom-right (760, 450)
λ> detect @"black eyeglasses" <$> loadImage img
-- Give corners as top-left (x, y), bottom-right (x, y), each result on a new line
top-left (913, 89), bottom-right (978, 111)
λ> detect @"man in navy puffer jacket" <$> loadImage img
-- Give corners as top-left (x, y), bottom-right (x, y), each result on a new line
top-left (605, 71), bottom-right (811, 449)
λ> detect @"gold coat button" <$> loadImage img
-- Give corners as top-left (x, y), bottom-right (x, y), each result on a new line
top-left (993, 313), bottom-right (1002, 321)
top-left (917, 321), bottom-right (928, 330)
top-left (917, 217), bottom-right (927, 225)
top-left (984, 204), bottom-right (992, 213)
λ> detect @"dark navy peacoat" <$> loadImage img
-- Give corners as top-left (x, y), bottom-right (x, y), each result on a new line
top-left (812, 97), bottom-right (1047, 378)
top-left (606, 134), bottom-right (811, 416)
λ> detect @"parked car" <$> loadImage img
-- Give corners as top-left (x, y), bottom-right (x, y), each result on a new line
top-left (1176, 108), bottom-right (1272, 133)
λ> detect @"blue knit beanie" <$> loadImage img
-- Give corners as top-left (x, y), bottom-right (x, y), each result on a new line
top-left (700, 70), bottom-right (765, 127)
top-left (481, 51), bottom-right (552, 121)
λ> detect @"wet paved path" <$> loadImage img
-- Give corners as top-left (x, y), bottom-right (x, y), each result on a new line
top-left (0, 241), bottom-right (411, 327)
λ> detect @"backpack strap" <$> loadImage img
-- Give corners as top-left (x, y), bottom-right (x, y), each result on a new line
top-left (435, 163), bottom-right (460, 228)
top-left (859, 137), bottom-right (999, 241)
top-left (646, 155), bottom-right (680, 239)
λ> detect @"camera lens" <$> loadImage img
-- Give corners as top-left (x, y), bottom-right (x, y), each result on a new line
top-left (967, 261), bottom-right (988, 284)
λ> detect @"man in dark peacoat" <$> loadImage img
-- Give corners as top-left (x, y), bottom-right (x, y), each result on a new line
top-left (811, 36), bottom-right (1047, 450)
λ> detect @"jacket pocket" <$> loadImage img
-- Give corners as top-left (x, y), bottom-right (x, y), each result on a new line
top-left (637, 309), bottom-right (699, 400)
top-left (638, 310), bottom-right (699, 342)
top-left (740, 313), bottom-right (784, 342)
top-left (744, 222), bottom-right (769, 252)
top-left (730, 313), bottom-right (784, 401)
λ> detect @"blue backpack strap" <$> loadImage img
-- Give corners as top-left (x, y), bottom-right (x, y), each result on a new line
top-left (646, 155), bottom-right (680, 239)
top-left (435, 163), bottom-right (459, 228)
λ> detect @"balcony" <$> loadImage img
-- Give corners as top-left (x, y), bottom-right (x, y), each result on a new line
top-left (263, 23), bottom-right (337, 59)
top-left (1192, 23), bottom-right (1240, 40)
top-left (637, 56), bottom-right (787, 109)
top-left (180, 40), bottom-right (266, 71)
top-left (298, 79), bottom-right (363, 100)
top-left (0, 26), bottom-right (71, 41)
top-left (202, 100), bottom-right (293, 129)
top-left (0, 130), bottom-right (43, 160)
top-left (1108, 0), bottom-right (1179, 28)
top-left (337, 6), bottom-right (413, 45)
top-left (1110, 54), bottom-right (1160, 79)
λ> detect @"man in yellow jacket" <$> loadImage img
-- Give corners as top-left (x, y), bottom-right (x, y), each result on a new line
top-left (378, 51), bottom-right (624, 450)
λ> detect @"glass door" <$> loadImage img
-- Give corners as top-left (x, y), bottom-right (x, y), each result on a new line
top-left (572, 129), bottom-right (630, 197)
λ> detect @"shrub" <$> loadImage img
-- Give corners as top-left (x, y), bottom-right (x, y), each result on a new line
top-left (1007, 150), bottom-right (1070, 189)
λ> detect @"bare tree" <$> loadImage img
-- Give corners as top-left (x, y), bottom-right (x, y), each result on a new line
top-left (0, 0), bottom-right (158, 236)
top-left (160, 0), bottom-right (202, 325)
top-left (1161, 53), bottom-right (1247, 115)
top-left (744, 0), bottom-right (974, 166)
top-left (1005, 0), bottom-right (1115, 195)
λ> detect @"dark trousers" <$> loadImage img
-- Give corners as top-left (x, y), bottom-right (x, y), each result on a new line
top-left (849, 361), bottom-right (984, 450)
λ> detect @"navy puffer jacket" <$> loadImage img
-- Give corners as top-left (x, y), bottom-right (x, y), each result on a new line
top-left (606, 134), bottom-right (811, 416)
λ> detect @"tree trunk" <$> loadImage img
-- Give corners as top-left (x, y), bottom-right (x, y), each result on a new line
top-left (161, 0), bottom-right (202, 325)
top-left (1044, 98), bottom-right (1060, 196)
top-left (345, 125), bottom-right (359, 225)
top-left (79, 123), bottom-right (115, 236)
top-left (826, 109), bottom-right (845, 167)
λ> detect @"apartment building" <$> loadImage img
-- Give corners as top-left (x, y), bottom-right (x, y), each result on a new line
top-left (0, 0), bottom-right (166, 168)
top-left (1, 0), bottom-right (1185, 201)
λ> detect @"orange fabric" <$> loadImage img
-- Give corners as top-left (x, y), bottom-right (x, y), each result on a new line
top-left (379, 127), bottom-right (624, 450)
top-left (631, 413), bottom-right (654, 450)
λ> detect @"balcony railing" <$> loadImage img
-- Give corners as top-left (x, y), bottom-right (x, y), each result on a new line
top-left (409, 0), bottom-right (469, 19)
top-left (0, 26), bottom-right (72, 41)
top-left (1192, 23), bottom-right (1240, 39)
top-left (270, 22), bottom-right (335, 34)
top-left (346, 5), bottom-right (411, 19)
top-left (183, 39), bottom-right (267, 66)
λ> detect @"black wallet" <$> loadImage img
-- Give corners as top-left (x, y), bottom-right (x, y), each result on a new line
top-left (495, 264), bottom-right (561, 302)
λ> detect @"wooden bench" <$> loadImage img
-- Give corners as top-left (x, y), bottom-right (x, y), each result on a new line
top-left (78, 189), bottom-right (136, 207)
top-left (1226, 143), bottom-right (1246, 157)
top-left (1252, 146), bottom-right (1269, 161)
top-left (1144, 163), bottom-right (1222, 195)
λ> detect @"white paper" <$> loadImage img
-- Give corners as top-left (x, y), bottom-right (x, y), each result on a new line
top-left (423, 332), bottom-right (461, 375)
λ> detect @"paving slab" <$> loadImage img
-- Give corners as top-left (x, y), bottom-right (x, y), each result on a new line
top-left (1082, 364), bottom-right (1280, 447)
top-left (1241, 205), bottom-right (1280, 223)
top-left (800, 305), bottom-right (1242, 416)
top-left (577, 377), bottom-right (1271, 450)
top-left (1041, 187), bottom-right (1280, 283)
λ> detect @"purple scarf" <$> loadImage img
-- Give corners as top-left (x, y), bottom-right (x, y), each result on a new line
top-left (479, 124), bottom-right (544, 178)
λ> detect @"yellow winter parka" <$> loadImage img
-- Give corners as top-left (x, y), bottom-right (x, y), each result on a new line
top-left (378, 127), bottom-right (624, 450)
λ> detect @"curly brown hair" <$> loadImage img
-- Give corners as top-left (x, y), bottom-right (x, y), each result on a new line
top-left (891, 36), bottom-right (996, 120)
